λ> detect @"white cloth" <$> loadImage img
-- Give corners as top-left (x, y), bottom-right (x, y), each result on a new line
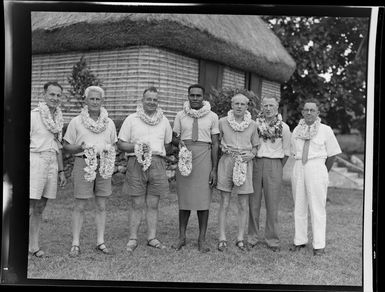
top-left (256, 121), bottom-right (291, 158)
top-left (291, 159), bottom-right (329, 249)
top-left (291, 123), bottom-right (341, 161)
top-left (30, 109), bottom-right (61, 153)
top-left (63, 115), bottom-right (117, 156)
top-left (173, 111), bottom-right (220, 143)
top-left (118, 113), bottom-right (172, 156)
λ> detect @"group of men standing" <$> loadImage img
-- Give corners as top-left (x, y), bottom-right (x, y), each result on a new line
top-left (29, 81), bottom-right (341, 259)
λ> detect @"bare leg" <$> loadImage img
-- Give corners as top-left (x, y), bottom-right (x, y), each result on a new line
top-left (146, 194), bottom-right (160, 241)
top-left (197, 209), bottom-right (210, 252)
top-left (128, 196), bottom-right (145, 240)
top-left (218, 191), bottom-right (231, 242)
top-left (172, 210), bottom-right (190, 250)
top-left (71, 198), bottom-right (87, 247)
top-left (29, 198), bottom-right (48, 253)
top-left (94, 196), bottom-right (107, 245)
top-left (237, 194), bottom-right (249, 242)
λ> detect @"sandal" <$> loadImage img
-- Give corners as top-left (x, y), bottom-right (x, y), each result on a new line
top-left (95, 242), bottom-right (111, 255)
top-left (217, 240), bottom-right (228, 252)
top-left (235, 240), bottom-right (248, 252)
top-left (69, 245), bottom-right (80, 258)
top-left (147, 238), bottom-right (166, 249)
top-left (126, 239), bottom-right (138, 252)
top-left (30, 249), bottom-right (45, 258)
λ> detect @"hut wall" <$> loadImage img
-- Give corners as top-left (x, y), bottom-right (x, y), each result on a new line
top-left (222, 66), bottom-right (246, 89)
top-left (31, 46), bottom-right (199, 123)
top-left (261, 79), bottom-right (281, 100)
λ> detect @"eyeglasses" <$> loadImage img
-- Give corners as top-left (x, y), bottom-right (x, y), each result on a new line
top-left (302, 109), bottom-right (318, 113)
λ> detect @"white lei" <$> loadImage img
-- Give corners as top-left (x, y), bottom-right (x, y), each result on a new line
top-left (233, 155), bottom-right (247, 186)
top-left (38, 102), bottom-right (64, 142)
top-left (136, 104), bottom-right (164, 126)
top-left (227, 110), bottom-right (252, 132)
top-left (134, 141), bottom-right (152, 171)
top-left (183, 100), bottom-right (211, 118)
top-left (178, 146), bottom-right (192, 176)
top-left (295, 117), bottom-right (321, 140)
top-left (80, 105), bottom-right (109, 133)
top-left (83, 144), bottom-right (116, 182)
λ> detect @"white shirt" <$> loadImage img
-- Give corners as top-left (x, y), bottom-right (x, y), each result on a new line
top-left (173, 111), bottom-right (220, 143)
top-left (118, 113), bottom-right (172, 156)
top-left (257, 121), bottom-right (291, 159)
top-left (30, 108), bottom-right (61, 153)
top-left (63, 115), bottom-right (117, 156)
top-left (291, 123), bottom-right (342, 160)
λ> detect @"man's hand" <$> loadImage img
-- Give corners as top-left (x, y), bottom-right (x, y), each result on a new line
top-left (58, 172), bottom-right (67, 188)
top-left (179, 140), bottom-right (186, 149)
top-left (209, 169), bottom-right (217, 188)
top-left (240, 151), bottom-right (255, 163)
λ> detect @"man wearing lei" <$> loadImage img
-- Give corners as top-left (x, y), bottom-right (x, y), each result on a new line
top-left (171, 84), bottom-right (220, 253)
top-left (63, 86), bottom-right (117, 257)
top-left (290, 99), bottom-right (341, 256)
top-left (216, 93), bottom-right (259, 252)
top-left (117, 86), bottom-right (172, 252)
top-left (29, 81), bottom-right (67, 258)
top-left (248, 96), bottom-right (291, 252)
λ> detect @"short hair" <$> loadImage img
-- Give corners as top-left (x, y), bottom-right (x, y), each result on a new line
top-left (188, 84), bottom-right (205, 95)
top-left (143, 86), bottom-right (158, 96)
top-left (303, 98), bottom-right (321, 110)
top-left (43, 81), bottom-right (63, 92)
top-left (261, 96), bottom-right (279, 106)
top-left (231, 93), bottom-right (249, 104)
top-left (84, 86), bottom-right (105, 99)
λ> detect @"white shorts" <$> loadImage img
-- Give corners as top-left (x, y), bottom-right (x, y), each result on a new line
top-left (30, 151), bottom-right (58, 200)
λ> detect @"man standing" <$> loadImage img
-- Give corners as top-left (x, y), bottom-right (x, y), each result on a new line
top-left (29, 81), bottom-right (67, 257)
top-left (248, 96), bottom-right (291, 252)
top-left (290, 99), bottom-right (341, 256)
top-left (216, 93), bottom-right (259, 252)
top-left (171, 84), bottom-right (219, 253)
top-left (63, 86), bottom-right (117, 257)
top-left (118, 86), bottom-right (172, 252)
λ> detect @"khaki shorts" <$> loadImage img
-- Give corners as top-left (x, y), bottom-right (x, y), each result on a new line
top-left (122, 156), bottom-right (169, 197)
top-left (216, 153), bottom-right (253, 194)
top-left (72, 157), bottom-right (112, 199)
top-left (30, 151), bottom-right (58, 200)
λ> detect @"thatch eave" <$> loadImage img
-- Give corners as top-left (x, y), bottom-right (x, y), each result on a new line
top-left (32, 13), bottom-right (296, 83)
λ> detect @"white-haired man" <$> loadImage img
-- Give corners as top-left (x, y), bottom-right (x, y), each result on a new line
top-left (290, 99), bottom-right (341, 256)
top-left (63, 86), bottom-right (117, 257)
top-left (248, 96), bottom-right (291, 252)
top-left (216, 93), bottom-right (259, 252)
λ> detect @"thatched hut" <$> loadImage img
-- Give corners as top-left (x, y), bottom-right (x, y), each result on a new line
top-left (31, 12), bottom-right (296, 122)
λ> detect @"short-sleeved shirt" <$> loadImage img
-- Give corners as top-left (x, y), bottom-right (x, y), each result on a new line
top-left (173, 111), bottom-right (220, 143)
top-left (218, 117), bottom-right (259, 152)
top-left (257, 121), bottom-right (291, 159)
top-left (291, 123), bottom-right (342, 160)
top-left (30, 108), bottom-right (62, 153)
top-left (63, 115), bottom-right (117, 156)
top-left (118, 113), bottom-right (172, 157)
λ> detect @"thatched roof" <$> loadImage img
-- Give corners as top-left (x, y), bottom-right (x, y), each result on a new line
top-left (31, 12), bottom-right (296, 83)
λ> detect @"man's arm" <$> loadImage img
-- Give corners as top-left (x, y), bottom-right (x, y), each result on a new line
top-left (325, 155), bottom-right (337, 172)
top-left (62, 140), bottom-right (84, 155)
top-left (209, 133), bottom-right (219, 187)
top-left (117, 139), bottom-right (135, 153)
top-left (281, 155), bottom-right (289, 167)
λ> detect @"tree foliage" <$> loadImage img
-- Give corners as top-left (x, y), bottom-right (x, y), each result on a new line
top-left (261, 16), bottom-right (368, 135)
top-left (67, 56), bottom-right (103, 108)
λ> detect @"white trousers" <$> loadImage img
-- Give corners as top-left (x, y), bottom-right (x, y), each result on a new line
top-left (291, 158), bottom-right (329, 249)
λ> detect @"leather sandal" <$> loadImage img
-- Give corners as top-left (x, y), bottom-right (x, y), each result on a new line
top-left (217, 240), bottom-right (228, 252)
top-left (69, 245), bottom-right (80, 258)
top-left (30, 249), bottom-right (45, 258)
top-left (235, 240), bottom-right (248, 252)
top-left (95, 242), bottom-right (111, 255)
top-left (147, 238), bottom-right (166, 249)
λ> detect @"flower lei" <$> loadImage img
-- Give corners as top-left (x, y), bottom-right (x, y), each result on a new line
top-left (99, 144), bottom-right (116, 179)
top-left (183, 100), bottom-right (211, 118)
top-left (256, 113), bottom-right (283, 143)
top-left (178, 146), bottom-right (192, 176)
top-left (294, 117), bottom-right (321, 140)
top-left (38, 102), bottom-right (64, 142)
top-left (136, 104), bottom-right (164, 126)
top-left (83, 144), bottom-right (98, 182)
top-left (227, 110), bottom-right (252, 132)
top-left (233, 155), bottom-right (247, 187)
top-left (80, 105), bottom-right (109, 133)
top-left (83, 144), bottom-right (116, 181)
top-left (134, 141), bottom-right (152, 171)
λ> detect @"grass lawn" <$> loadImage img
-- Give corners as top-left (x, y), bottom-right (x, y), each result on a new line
top-left (27, 174), bottom-right (363, 287)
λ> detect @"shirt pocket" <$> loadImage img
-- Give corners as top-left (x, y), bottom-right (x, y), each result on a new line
top-left (311, 137), bottom-right (325, 152)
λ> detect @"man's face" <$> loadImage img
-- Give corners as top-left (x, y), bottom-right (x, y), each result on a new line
top-left (188, 87), bottom-right (204, 109)
top-left (85, 90), bottom-right (103, 112)
top-left (142, 90), bottom-right (158, 114)
top-left (302, 102), bottom-right (319, 125)
top-left (231, 94), bottom-right (248, 117)
top-left (261, 97), bottom-right (278, 119)
top-left (44, 85), bottom-right (62, 110)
